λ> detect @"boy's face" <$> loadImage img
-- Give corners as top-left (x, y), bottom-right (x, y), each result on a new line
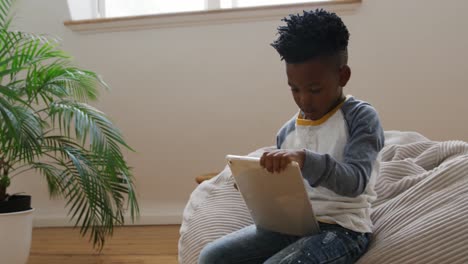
top-left (286, 58), bottom-right (351, 120)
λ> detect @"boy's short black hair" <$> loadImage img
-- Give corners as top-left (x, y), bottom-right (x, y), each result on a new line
top-left (271, 9), bottom-right (350, 66)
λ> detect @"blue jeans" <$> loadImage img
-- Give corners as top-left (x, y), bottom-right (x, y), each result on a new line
top-left (198, 222), bottom-right (371, 264)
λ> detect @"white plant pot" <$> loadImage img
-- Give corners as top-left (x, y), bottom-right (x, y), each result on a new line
top-left (0, 209), bottom-right (34, 264)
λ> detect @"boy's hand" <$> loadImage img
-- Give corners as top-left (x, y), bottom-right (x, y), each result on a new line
top-left (260, 149), bottom-right (305, 173)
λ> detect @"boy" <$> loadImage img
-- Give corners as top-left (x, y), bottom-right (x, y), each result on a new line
top-left (199, 9), bottom-right (384, 264)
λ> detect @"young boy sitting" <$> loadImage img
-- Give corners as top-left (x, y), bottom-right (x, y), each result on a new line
top-left (199, 9), bottom-right (384, 264)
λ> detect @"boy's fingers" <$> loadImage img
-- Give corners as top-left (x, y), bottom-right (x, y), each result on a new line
top-left (264, 155), bottom-right (274, 173)
top-left (273, 158), bottom-right (281, 173)
top-left (266, 151), bottom-right (279, 172)
top-left (272, 152), bottom-right (283, 173)
top-left (261, 151), bottom-right (275, 168)
top-left (260, 152), bottom-right (266, 167)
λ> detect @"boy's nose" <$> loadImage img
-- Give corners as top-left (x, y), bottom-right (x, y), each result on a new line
top-left (300, 96), bottom-right (311, 109)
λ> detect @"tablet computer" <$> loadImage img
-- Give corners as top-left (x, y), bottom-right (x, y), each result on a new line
top-left (226, 155), bottom-right (320, 236)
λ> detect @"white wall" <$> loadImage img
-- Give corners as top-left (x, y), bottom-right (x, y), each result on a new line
top-left (9, 0), bottom-right (468, 226)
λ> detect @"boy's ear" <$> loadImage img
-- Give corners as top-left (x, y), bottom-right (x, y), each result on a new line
top-left (339, 65), bottom-right (351, 87)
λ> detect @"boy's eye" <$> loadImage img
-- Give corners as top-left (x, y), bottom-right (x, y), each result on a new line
top-left (290, 88), bottom-right (299, 93)
top-left (309, 88), bottom-right (322, 94)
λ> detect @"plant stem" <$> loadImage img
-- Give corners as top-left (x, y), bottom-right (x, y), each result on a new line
top-left (0, 184), bottom-right (5, 202)
top-left (0, 156), bottom-right (11, 201)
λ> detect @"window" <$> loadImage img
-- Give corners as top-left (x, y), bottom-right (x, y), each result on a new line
top-left (98, 0), bottom-right (336, 18)
top-left (221, 0), bottom-right (327, 9)
top-left (65, 0), bottom-right (359, 33)
top-left (101, 0), bottom-right (206, 18)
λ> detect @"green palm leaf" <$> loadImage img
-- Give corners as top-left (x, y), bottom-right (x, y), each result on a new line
top-left (0, 0), bottom-right (12, 29)
top-left (0, 87), bottom-right (43, 163)
top-left (49, 100), bottom-right (132, 156)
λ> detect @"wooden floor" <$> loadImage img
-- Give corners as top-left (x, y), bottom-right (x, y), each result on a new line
top-left (28, 225), bottom-right (180, 264)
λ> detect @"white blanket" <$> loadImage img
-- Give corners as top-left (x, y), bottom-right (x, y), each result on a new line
top-left (178, 131), bottom-right (468, 264)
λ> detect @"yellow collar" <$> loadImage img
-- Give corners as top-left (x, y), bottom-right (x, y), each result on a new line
top-left (296, 95), bottom-right (350, 126)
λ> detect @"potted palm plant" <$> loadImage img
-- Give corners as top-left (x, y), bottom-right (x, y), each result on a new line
top-left (0, 0), bottom-right (139, 263)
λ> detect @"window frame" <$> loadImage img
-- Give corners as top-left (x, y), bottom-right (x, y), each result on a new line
top-left (65, 0), bottom-right (361, 33)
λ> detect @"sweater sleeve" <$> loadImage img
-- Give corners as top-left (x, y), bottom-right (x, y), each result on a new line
top-left (301, 102), bottom-right (384, 197)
